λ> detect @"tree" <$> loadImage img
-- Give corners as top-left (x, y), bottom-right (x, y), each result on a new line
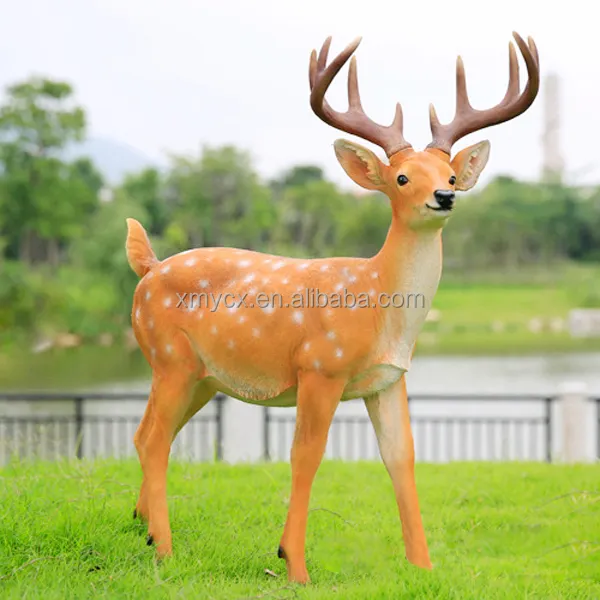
top-left (121, 168), bottom-right (169, 237)
top-left (0, 77), bottom-right (101, 265)
top-left (272, 179), bottom-right (349, 257)
top-left (270, 165), bottom-right (325, 193)
top-left (165, 145), bottom-right (277, 252)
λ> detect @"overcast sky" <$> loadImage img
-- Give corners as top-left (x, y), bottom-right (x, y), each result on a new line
top-left (1, 0), bottom-right (597, 190)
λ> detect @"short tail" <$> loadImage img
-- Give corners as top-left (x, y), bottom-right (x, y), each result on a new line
top-left (125, 218), bottom-right (159, 278)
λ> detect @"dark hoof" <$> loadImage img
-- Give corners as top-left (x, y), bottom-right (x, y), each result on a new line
top-left (147, 534), bottom-right (154, 546)
top-left (277, 545), bottom-right (285, 559)
top-left (133, 509), bottom-right (137, 519)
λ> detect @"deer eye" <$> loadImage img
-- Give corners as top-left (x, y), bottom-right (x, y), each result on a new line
top-left (397, 174), bottom-right (409, 186)
top-left (449, 175), bottom-right (456, 185)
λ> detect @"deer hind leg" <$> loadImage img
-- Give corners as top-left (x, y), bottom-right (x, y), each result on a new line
top-left (139, 368), bottom-right (196, 558)
top-left (133, 392), bottom-right (154, 521)
top-left (172, 379), bottom-right (216, 442)
top-left (278, 372), bottom-right (345, 584)
top-left (133, 379), bottom-right (214, 522)
top-left (363, 376), bottom-right (432, 569)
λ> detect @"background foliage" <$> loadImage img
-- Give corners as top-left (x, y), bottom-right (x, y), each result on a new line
top-left (2, 76), bottom-right (600, 348)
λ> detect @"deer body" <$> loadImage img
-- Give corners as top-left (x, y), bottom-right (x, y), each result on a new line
top-left (129, 220), bottom-right (441, 406)
top-left (126, 32), bottom-right (539, 584)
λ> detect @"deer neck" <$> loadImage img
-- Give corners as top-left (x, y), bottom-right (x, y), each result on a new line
top-left (369, 215), bottom-right (443, 371)
top-left (373, 215), bottom-right (443, 301)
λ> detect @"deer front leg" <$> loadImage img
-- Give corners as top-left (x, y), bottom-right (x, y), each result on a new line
top-left (278, 372), bottom-right (345, 584)
top-left (364, 376), bottom-right (432, 569)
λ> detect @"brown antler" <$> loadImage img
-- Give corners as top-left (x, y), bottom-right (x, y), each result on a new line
top-left (427, 32), bottom-right (540, 155)
top-left (309, 36), bottom-right (411, 157)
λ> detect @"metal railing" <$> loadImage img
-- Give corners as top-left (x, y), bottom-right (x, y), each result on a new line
top-left (263, 394), bottom-right (557, 463)
top-left (0, 392), bottom-right (224, 463)
top-left (1, 392), bottom-right (599, 463)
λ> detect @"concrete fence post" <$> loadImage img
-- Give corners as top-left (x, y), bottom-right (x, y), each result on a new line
top-left (557, 382), bottom-right (590, 463)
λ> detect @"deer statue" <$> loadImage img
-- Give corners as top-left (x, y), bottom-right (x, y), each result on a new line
top-left (125, 32), bottom-right (539, 583)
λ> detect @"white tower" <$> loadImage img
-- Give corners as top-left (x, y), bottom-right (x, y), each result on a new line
top-left (541, 73), bottom-right (564, 183)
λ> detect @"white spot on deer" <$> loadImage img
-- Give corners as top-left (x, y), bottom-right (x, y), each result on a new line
top-left (348, 274), bottom-right (357, 283)
top-left (146, 271), bottom-right (154, 279)
top-left (303, 342), bottom-right (311, 351)
top-left (335, 348), bottom-right (343, 358)
top-left (184, 258), bottom-right (197, 267)
top-left (144, 290), bottom-right (151, 301)
top-left (358, 264), bottom-right (366, 271)
top-left (272, 261), bottom-right (285, 270)
top-left (369, 289), bottom-right (376, 296)
top-left (313, 360), bottom-right (321, 370)
top-left (227, 304), bottom-right (239, 314)
top-left (262, 305), bottom-right (275, 315)
top-left (150, 347), bottom-right (156, 359)
top-left (252, 328), bottom-right (260, 337)
top-left (292, 311), bottom-right (304, 325)
top-left (264, 259), bottom-right (272, 264)
top-left (148, 319), bottom-right (154, 329)
top-left (227, 340), bottom-right (235, 349)
top-left (135, 308), bottom-right (141, 321)
top-left (320, 264), bottom-right (329, 272)
top-left (164, 297), bottom-right (172, 308)
top-left (238, 259), bottom-right (252, 268)
top-left (298, 263), bottom-right (309, 270)
top-left (243, 273), bottom-right (255, 284)
top-left (371, 271), bottom-right (379, 279)
top-left (326, 331), bottom-right (336, 340)
top-left (198, 312), bottom-right (204, 320)
top-left (199, 279), bottom-right (209, 289)
top-left (165, 344), bottom-right (173, 354)
top-left (160, 265), bottom-right (171, 274)
top-left (262, 277), bottom-right (270, 284)
top-left (210, 325), bottom-right (218, 335)
top-left (282, 278), bottom-right (289, 285)
top-left (238, 315), bottom-right (247, 324)
top-left (335, 282), bottom-right (343, 292)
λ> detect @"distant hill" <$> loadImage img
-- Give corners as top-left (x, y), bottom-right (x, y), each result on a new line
top-left (63, 137), bottom-right (161, 185)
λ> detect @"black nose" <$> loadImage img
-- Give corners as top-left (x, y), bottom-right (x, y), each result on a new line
top-left (434, 189), bottom-right (455, 210)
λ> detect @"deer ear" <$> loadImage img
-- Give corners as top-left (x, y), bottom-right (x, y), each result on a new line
top-left (450, 140), bottom-right (490, 191)
top-left (333, 139), bottom-right (386, 191)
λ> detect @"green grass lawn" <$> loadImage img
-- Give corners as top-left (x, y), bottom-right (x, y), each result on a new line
top-left (415, 262), bottom-right (600, 355)
top-left (1, 460), bottom-right (599, 598)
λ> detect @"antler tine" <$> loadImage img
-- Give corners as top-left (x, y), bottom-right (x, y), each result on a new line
top-left (455, 56), bottom-right (471, 112)
top-left (501, 41), bottom-right (520, 105)
top-left (427, 31), bottom-right (540, 155)
top-left (309, 36), bottom-right (411, 157)
top-left (347, 56), bottom-right (363, 110)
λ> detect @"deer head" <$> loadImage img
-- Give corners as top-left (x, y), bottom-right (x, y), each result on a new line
top-left (309, 34), bottom-right (539, 230)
